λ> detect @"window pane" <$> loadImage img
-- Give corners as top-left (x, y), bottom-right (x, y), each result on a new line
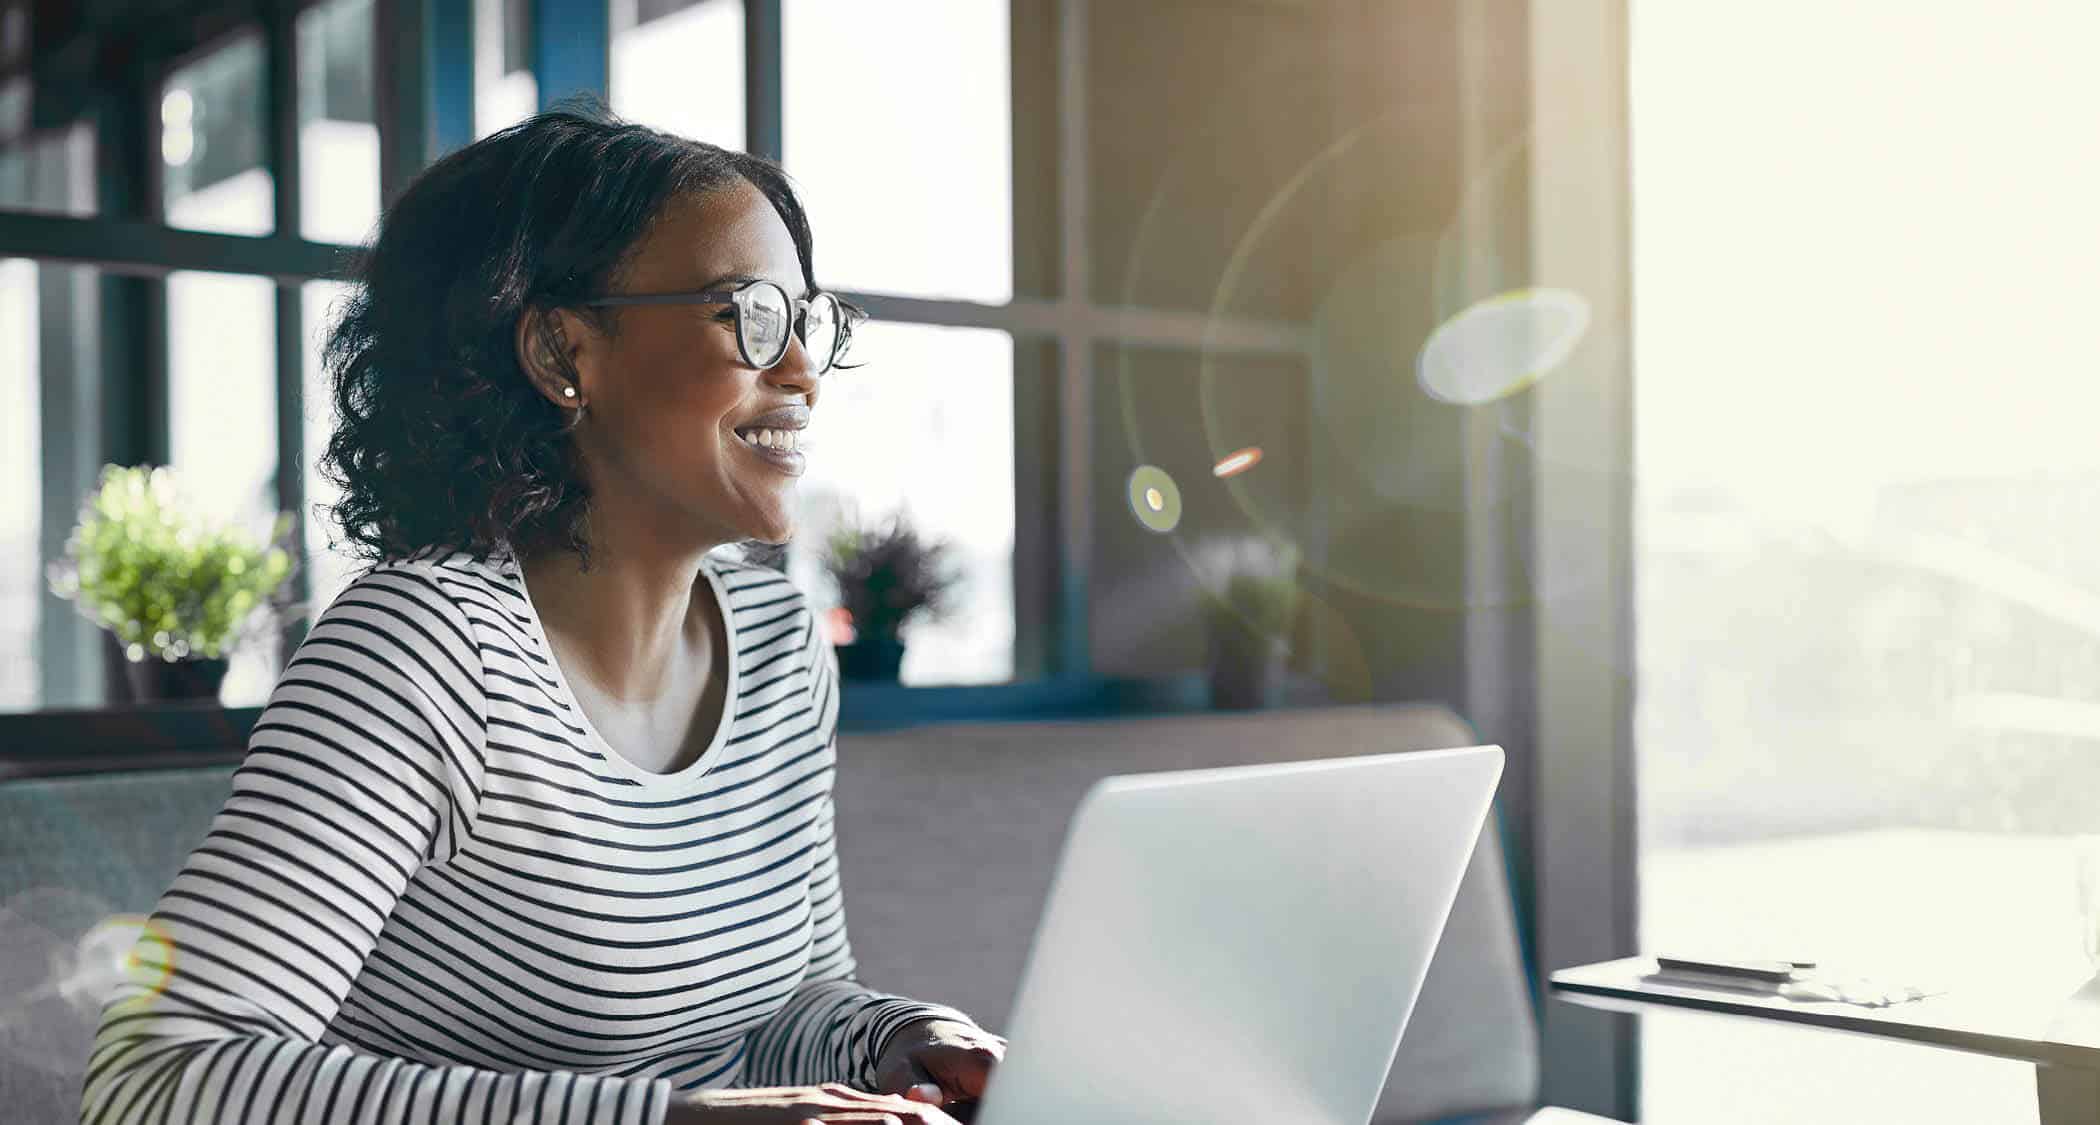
top-left (0, 258), bottom-right (38, 708)
top-left (611, 0), bottom-right (743, 149)
top-left (167, 271), bottom-right (279, 705)
top-left (303, 280), bottom-right (360, 611)
top-left (7, 260), bottom-right (105, 710)
top-left (783, 0), bottom-right (1011, 302)
top-left (163, 33), bottom-right (274, 235)
top-left (786, 322), bottom-right (1015, 685)
top-left (475, 0), bottom-right (538, 138)
top-left (1634, 2), bottom-right (2100, 1120)
top-left (298, 0), bottom-right (379, 244)
top-left (0, 108), bottom-right (95, 217)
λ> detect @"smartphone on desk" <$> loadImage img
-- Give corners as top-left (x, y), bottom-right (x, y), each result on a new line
top-left (1653, 956), bottom-right (1812, 983)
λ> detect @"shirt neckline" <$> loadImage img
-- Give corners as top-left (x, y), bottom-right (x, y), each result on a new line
top-left (491, 541), bottom-right (742, 793)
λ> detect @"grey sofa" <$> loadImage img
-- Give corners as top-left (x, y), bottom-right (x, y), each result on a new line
top-left (1, 702), bottom-right (1592, 1123)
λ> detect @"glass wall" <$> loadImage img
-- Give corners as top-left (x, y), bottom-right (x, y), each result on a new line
top-left (0, 258), bottom-right (38, 709)
top-left (298, 0), bottom-right (380, 244)
top-left (162, 33), bottom-right (273, 235)
top-left (0, 118), bottom-right (94, 217)
top-left (166, 271), bottom-right (279, 705)
top-left (4, 260), bottom-right (105, 710)
top-left (782, 0), bottom-right (1011, 303)
top-left (2, 0), bottom-right (1051, 706)
top-left (611, 0), bottom-right (743, 150)
top-left (1633, 2), bottom-right (2100, 1120)
top-left (474, 0), bottom-right (538, 138)
top-left (787, 322), bottom-right (1016, 685)
top-left (1090, 345), bottom-right (1309, 679)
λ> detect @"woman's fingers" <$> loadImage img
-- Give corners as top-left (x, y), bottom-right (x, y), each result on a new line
top-left (696, 1083), bottom-right (959, 1124)
top-left (791, 1086), bottom-right (960, 1124)
top-left (819, 1103), bottom-right (960, 1125)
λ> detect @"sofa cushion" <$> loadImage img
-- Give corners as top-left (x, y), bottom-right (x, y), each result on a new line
top-left (830, 703), bottom-right (1540, 1123)
top-left (0, 765), bottom-right (238, 1118)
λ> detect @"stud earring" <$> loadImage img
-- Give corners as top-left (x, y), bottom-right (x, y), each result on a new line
top-left (562, 386), bottom-right (577, 399)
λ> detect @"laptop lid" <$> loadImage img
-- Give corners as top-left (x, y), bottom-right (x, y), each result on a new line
top-left (972, 744), bottom-right (1505, 1125)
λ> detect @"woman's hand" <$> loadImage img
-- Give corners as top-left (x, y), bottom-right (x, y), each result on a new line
top-left (664, 1083), bottom-right (966, 1125)
top-left (870, 1018), bottom-right (1008, 1114)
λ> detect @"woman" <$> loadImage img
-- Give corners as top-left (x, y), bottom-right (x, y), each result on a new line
top-left (82, 104), bottom-right (1004, 1125)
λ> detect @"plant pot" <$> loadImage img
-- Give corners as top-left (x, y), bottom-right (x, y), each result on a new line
top-left (835, 635), bottom-right (907, 682)
top-left (110, 636), bottom-right (228, 703)
top-left (1207, 620), bottom-right (1288, 711)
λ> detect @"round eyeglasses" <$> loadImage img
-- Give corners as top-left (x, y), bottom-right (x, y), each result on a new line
top-left (581, 279), bottom-right (850, 374)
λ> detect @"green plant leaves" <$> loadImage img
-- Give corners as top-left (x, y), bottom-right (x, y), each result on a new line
top-left (46, 465), bottom-right (295, 662)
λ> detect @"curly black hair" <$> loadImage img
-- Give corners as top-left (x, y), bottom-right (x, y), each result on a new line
top-left (318, 96), bottom-right (823, 572)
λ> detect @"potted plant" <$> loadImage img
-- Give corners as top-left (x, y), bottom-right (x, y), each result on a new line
top-left (1198, 535), bottom-right (1302, 710)
top-left (47, 464), bottom-right (295, 703)
top-left (819, 509), bottom-right (960, 681)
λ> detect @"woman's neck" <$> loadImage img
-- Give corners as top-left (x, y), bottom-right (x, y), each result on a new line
top-left (516, 515), bottom-right (725, 703)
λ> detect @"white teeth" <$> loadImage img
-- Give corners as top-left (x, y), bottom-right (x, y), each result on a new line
top-left (743, 428), bottom-right (800, 453)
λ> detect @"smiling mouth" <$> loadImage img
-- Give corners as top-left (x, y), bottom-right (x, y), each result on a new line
top-left (734, 426), bottom-right (804, 454)
top-left (733, 426), bottom-right (807, 476)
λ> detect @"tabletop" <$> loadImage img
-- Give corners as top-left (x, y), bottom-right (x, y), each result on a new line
top-left (1551, 956), bottom-right (2100, 1070)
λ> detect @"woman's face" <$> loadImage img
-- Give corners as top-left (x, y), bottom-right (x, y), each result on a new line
top-left (553, 180), bottom-right (822, 547)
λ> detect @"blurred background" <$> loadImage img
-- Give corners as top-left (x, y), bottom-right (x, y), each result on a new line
top-left (5, 0), bottom-right (2100, 1120)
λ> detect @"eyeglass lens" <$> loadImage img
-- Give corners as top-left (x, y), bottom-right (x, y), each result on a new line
top-left (739, 283), bottom-right (793, 367)
top-left (803, 294), bottom-right (841, 374)
top-left (736, 282), bottom-right (842, 373)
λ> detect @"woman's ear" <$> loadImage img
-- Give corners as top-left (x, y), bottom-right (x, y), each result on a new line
top-left (515, 305), bottom-right (594, 410)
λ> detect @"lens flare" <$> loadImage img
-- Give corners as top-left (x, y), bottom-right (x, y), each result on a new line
top-left (0, 889), bottom-right (155, 1075)
top-left (1211, 447), bottom-right (1263, 479)
top-left (1416, 288), bottom-right (1590, 406)
top-left (51, 915), bottom-right (175, 1019)
top-left (1118, 109), bottom-right (1606, 612)
top-left (1126, 465), bottom-right (1181, 533)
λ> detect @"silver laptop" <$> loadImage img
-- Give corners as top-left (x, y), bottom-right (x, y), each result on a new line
top-left (970, 745), bottom-right (1504, 1125)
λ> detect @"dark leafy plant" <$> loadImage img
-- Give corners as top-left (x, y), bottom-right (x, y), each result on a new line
top-left (46, 465), bottom-right (294, 663)
top-left (820, 510), bottom-right (961, 643)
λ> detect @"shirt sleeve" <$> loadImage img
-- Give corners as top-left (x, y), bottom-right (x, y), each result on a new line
top-left (79, 563), bottom-right (672, 1125)
top-left (736, 616), bottom-right (979, 1090)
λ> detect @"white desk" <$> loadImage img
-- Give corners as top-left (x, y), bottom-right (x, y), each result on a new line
top-left (1553, 957), bottom-right (2100, 1125)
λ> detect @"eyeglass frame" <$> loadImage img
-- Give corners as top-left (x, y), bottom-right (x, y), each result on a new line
top-left (578, 278), bottom-right (857, 374)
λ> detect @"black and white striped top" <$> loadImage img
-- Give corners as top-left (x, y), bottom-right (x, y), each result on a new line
top-left (82, 543), bottom-right (973, 1124)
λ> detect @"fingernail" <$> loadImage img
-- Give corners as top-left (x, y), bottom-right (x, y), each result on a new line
top-left (913, 1082), bottom-right (942, 1100)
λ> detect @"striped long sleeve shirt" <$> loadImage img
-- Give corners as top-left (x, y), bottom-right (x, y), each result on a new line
top-left (81, 543), bottom-right (975, 1124)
